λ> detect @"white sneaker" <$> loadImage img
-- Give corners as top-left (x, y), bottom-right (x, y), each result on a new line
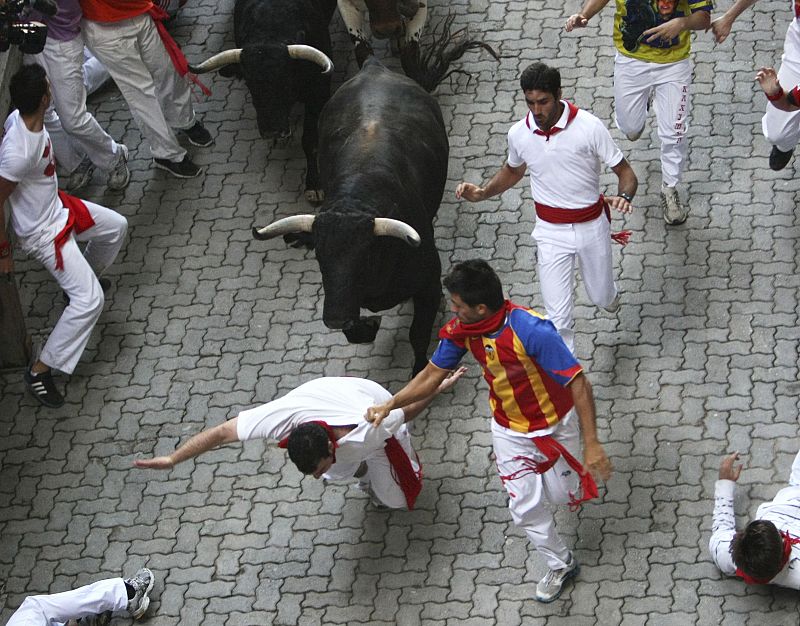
top-left (67, 156), bottom-right (95, 192)
top-left (107, 144), bottom-right (130, 190)
top-left (661, 185), bottom-right (688, 225)
top-left (535, 553), bottom-right (579, 603)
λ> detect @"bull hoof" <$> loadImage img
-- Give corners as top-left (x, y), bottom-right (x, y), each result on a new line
top-left (305, 189), bottom-right (325, 204)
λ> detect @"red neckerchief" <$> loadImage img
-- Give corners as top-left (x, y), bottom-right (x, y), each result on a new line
top-left (147, 5), bottom-right (211, 97)
top-left (795, 0), bottom-right (799, 19)
top-left (736, 531), bottom-right (800, 584)
top-left (277, 420), bottom-right (338, 464)
top-left (384, 436), bottom-right (422, 510)
top-left (54, 191), bottom-right (95, 271)
top-left (498, 434), bottom-right (598, 512)
top-left (525, 101), bottom-right (579, 141)
top-left (438, 300), bottom-right (521, 342)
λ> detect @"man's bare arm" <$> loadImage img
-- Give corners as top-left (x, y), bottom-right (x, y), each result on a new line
top-left (402, 366), bottom-right (467, 422)
top-left (606, 157), bottom-right (638, 213)
top-left (569, 373), bottom-right (612, 481)
top-left (565, 0), bottom-right (613, 31)
top-left (709, 0), bottom-right (758, 43)
top-left (366, 362), bottom-right (451, 427)
top-left (643, 9), bottom-right (710, 44)
top-left (134, 418), bottom-right (240, 469)
top-left (455, 162), bottom-right (526, 203)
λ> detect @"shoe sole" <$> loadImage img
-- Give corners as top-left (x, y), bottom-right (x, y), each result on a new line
top-left (535, 563), bottom-right (580, 603)
top-left (152, 160), bottom-right (205, 178)
top-left (131, 567), bottom-right (155, 619)
top-left (107, 170), bottom-right (131, 191)
top-left (663, 214), bottom-right (688, 226)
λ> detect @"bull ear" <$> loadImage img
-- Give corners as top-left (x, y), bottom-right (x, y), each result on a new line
top-left (373, 218), bottom-right (421, 247)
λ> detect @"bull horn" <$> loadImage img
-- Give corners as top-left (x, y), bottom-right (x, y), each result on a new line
top-left (374, 218), bottom-right (421, 247)
top-left (287, 44), bottom-right (334, 74)
top-left (253, 215), bottom-right (315, 240)
top-left (188, 49), bottom-right (243, 74)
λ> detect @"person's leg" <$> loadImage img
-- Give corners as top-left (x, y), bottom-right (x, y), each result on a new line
top-left (539, 412), bottom-right (582, 506)
top-left (82, 17), bottom-right (186, 162)
top-left (38, 34), bottom-right (121, 171)
top-left (44, 105), bottom-right (85, 175)
top-left (613, 54), bottom-right (652, 141)
top-left (576, 216), bottom-right (617, 310)
top-left (6, 578), bottom-right (127, 626)
top-left (75, 201), bottom-right (128, 275)
top-left (134, 15), bottom-right (195, 129)
top-left (83, 47), bottom-right (112, 95)
top-left (362, 426), bottom-right (420, 509)
top-left (763, 20), bottom-right (800, 153)
top-left (652, 59), bottom-right (691, 189)
top-left (533, 221), bottom-right (578, 353)
top-left (492, 423), bottom-right (572, 569)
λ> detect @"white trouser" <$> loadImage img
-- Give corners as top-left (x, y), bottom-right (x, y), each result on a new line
top-left (83, 48), bottom-right (111, 95)
top-left (532, 215), bottom-right (616, 353)
top-left (492, 412), bottom-right (581, 570)
top-left (359, 424), bottom-right (420, 509)
top-left (82, 14), bottom-right (194, 161)
top-left (7, 578), bottom-right (127, 626)
top-left (19, 201), bottom-right (127, 374)
top-left (614, 54), bottom-right (691, 188)
top-left (33, 35), bottom-right (121, 173)
top-left (763, 19), bottom-right (800, 151)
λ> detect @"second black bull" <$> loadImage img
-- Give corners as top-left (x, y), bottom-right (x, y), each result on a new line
top-left (253, 58), bottom-right (448, 375)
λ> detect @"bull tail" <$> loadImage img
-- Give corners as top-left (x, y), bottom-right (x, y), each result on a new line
top-left (400, 13), bottom-right (502, 93)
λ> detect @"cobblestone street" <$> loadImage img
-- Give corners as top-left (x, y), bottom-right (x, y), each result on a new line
top-left (2, 0), bottom-right (800, 623)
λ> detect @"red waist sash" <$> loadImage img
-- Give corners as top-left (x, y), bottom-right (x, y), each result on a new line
top-left (534, 195), bottom-right (631, 245)
top-left (54, 191), bottom-right (95, 271)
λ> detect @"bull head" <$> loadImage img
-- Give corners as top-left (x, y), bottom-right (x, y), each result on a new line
top-left (189, 45), bottom-right (334, 75)
top-left (252, 215), bottom-right (421, 247)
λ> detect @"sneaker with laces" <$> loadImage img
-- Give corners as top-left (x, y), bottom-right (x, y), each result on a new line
top-left (178, 121), bottom-right (213, 147)
top-left (125, 567), bottom-right (154, 619)
top-left (535, 553), bottom-right (580, 603)
top-left (769, 145), bottom-right (794, 171)
top-left (153, 155), bottom-right (204, 178)
top-left (24, 368), bottom-right (65, 408)
top-left (107, 144), bottom-right (130, 190)
top-left (661, 184), bottom-right (688, 225)
top-left (67, 156), bottom-right (95, 192)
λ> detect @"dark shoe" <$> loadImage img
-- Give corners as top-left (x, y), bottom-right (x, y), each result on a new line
top-left (178, 121), bottom-right (213, 147)
top-left (24, 369), bottom-right (65, 408)
top-left (63, 276), bottom-right (110, 305)
top-left (125, 567), bottom-right (155, 619)
top-left (769, 145), bottom-right (793, 171)
top-left (153, 155), bottom-right (204, 178)
top-left (67, 155), bottom-right (96, 192)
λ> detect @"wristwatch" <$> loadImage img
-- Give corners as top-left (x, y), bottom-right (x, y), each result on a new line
top-left (0, 240), bottom-right (10, 259)
top-left (619, 192), bottom-right (634, 203)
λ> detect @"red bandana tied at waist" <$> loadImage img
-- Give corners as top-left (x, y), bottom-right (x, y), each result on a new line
top-left (499, 435), bottom-right (599, 511)
top-left (439, 300), bottom-right (520, 342)
top-left (147, 5), bottom-right (211, 97)
top-left (278, 421), bottom-right (422, 509)
top-left (736, 531), bottom-right (800, 584)
top-left (534, 195), bottom-right (632, 246)
top-left (54, 191), bottom-right (95, 271)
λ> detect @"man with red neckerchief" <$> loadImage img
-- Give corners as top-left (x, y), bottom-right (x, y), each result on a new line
top-left (80, 0), bottom-right (212, 178)
top-left (710, 451), bottom-right (800, 588)
top-left (134, 373), bottom-right (463, 510)
top-left (365, 259), bottom-right (613, 603)
top-left (456, 62), bottom-right (637, 354)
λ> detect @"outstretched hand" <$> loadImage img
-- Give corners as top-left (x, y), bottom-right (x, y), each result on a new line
top-left (565, 13), bottom-right (588, 31)
top-left (719, 452), bottom-right (743, 481)
top-left (134, 456), bottom-right (175, 470)
top-left (708, 15), bottom-right (733, 43)
top-left (755, 67), bottom-right (781, 97)
top-left (436, 366), bottom-right (467, 394)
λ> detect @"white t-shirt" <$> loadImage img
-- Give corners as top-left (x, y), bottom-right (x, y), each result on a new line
top-left (236, 377), bottom-right (407, 481)
top-left (0, 110), bottom-right (63, 240)
top-left (507, 102), bottom-right (624, 209)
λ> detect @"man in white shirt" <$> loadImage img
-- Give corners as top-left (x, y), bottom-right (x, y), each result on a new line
top-left (710, 450), bottom-right (800, 588)
top-left (455, 62), bottom-right (638, 352)
top-left (0, 64), bottom-right (128, 408)
top-left (134, 372), bottom-right (463, 509)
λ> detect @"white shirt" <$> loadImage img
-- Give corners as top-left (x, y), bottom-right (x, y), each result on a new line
top-left (236, 377), bottom-right (407, 481)
top-left (506, 101), bottom-right (624, 209)
top-left (0, 110), bottom-right (64, 241)
top-left (709, 479), bottom-right (800, 589)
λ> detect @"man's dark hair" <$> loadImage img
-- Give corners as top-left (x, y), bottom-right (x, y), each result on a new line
top-left (10, 64), bottom-right (47, 115)
top-left (519, 62), bottom-right (561, 98)
top-left (731, 520), bottom-right (785, 581)
top-left (286, 423), bottom-right (331, 474)
top-left (443, 259), bottom-right (504, 311)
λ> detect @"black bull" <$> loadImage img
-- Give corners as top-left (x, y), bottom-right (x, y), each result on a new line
top-left (253, 58), bottom-right (448, 374)
top-left (189, 0), bottom-right (338, 203)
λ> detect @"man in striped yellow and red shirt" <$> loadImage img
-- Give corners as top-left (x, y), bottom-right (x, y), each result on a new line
top-left (366, 259), bottom-right (612, 603)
